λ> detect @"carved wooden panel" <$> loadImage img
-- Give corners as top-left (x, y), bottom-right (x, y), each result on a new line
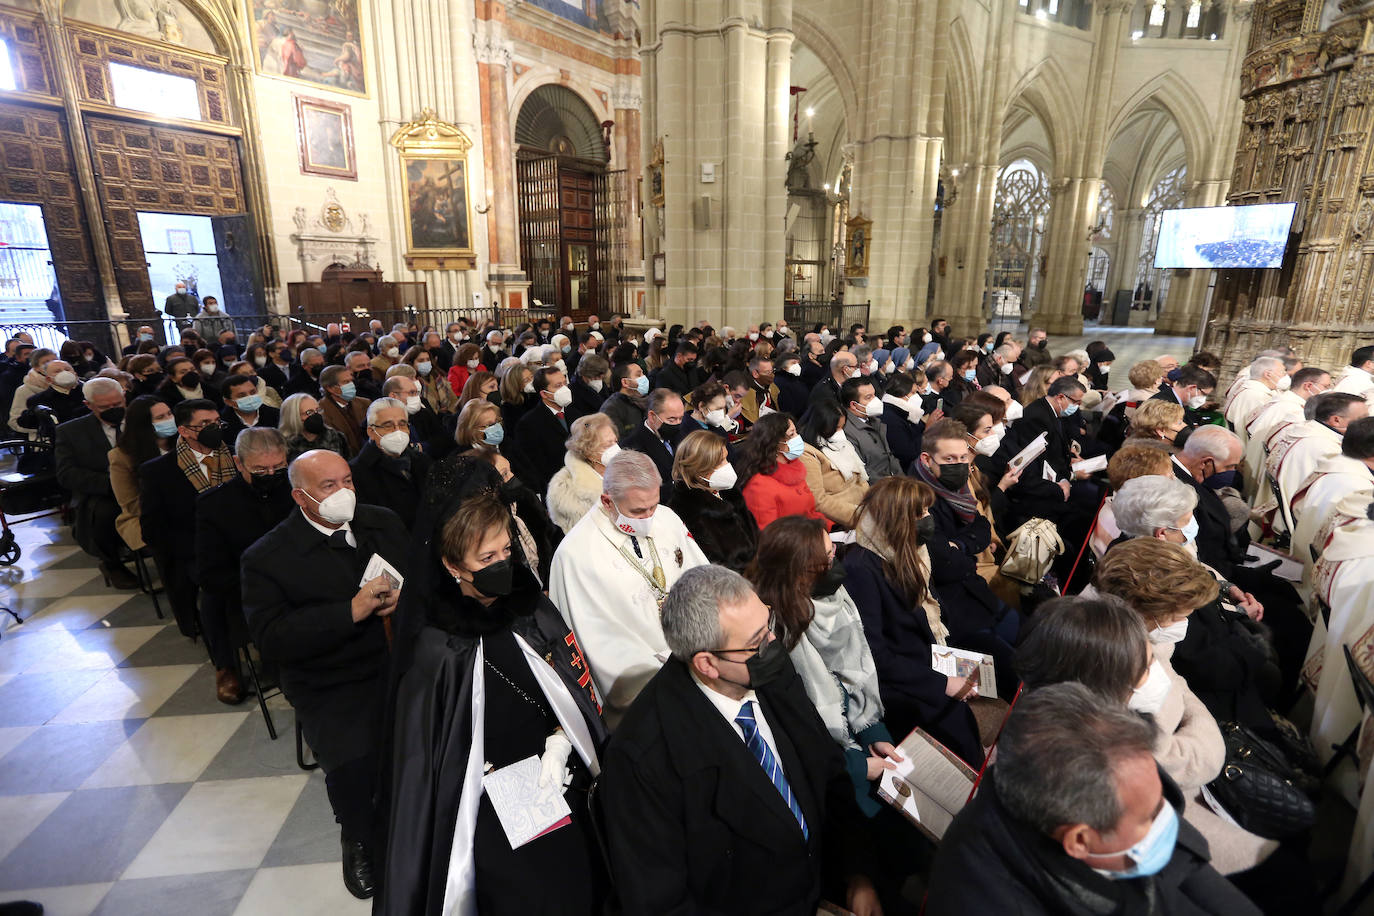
top-left (84, 116), bottom-right (246, 319)
top-left (0, 7), bottom-right (58, 98)
top-left (67, 24), bottom-right (234, 128)
top-left (0, 101), bottom-right (103, 322)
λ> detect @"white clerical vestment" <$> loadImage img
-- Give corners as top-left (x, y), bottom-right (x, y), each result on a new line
top-left (1243, 390), bottom-right (1304, 501)
top-left (1224, 379), bottom-right (1275, 448)
top-left (1259, 421), bottom-right (1343, 529)
top-left (1333, 365), bottom-right (1374, 398)
top-left (1291, 455), bottom-right (1374, 571)
top-left (548, 503), bottom-right (707, 728)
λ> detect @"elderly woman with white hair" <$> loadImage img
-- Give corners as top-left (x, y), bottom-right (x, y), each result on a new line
top-left (546, 412), bottom-right (620, 533)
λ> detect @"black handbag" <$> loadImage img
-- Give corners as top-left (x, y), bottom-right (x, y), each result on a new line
top-left (1205, 721), bottom-right (1317, 840)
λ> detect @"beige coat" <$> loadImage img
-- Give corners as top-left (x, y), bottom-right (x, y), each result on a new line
top-left (546, 451), bottom-right (604, 534)
top-left (799, 443), bottom-right (868, 528)
top-left (1153, 644), bottom-right (1278, 875)
top-left (108, 444), bottom-right (147, 551)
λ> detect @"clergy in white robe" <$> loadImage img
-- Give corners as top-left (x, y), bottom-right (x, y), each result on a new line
top-left (548, 451), bottom-right (708, 728)
top-left (1333, 350), bottom-right (1374, 397)
top-left (1308, 500), bottom-right (1374, 807)
top-left (1243, 389), bottom-right (1308, 500)
top-left (1224, 361), bottom-right (1283, 447)
top-left (1262, 416), bottom-right (1355, 531)
top-left (1292, 453), bottom-right (1374, 559)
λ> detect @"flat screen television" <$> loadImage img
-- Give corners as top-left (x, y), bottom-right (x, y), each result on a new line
top-left (1152, 203), bottom-right (1297, 269)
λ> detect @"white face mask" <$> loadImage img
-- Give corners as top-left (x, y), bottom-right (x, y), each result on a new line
top-left (1149, 618), bottom-right (1189, 646)
top-left (991, 422), bottom-right (1006, 437)
top-left (53, 370), bottom-right (78, 389)
top-left (904, 357), bottom-right (915, 370)
top-left (378, 430), bottom-right (410, 457)
top-left (254, 356), bottom-right (267, 367)
top-left (1000, 362), bottom-right (1014, 376)
top-left (303, 486), bottom-right (356, 525)
top-left (706, 462), bottom-right (738, 490)
top-left (1277, 374), bottom-right (1292, 391)
top-left (862, 397), bottom-right (884, 419)
top-left (866, 359), bottom-right (879, 373)
top-left (612, 499), bottom-right (654, 538)
top-left (933, 349), bottom-right (946, 361)
top-left (1128, 659), bottom-right (1172, 716)
top-left (588, 378), bottom-right (604, 393)
top-left (1187, 393), bottom-right (1208, 409)
top-left (883, 361), bottom-right (895, 374)
top-left (467, 359), bottom-right (480, 369)
top-left (848, 367), bottom-right (862, 379)
top-left (923, 333), bottom-right (933, 344)
top-left (974, 433), bottom-right (1002, 457)
top-left (704, 407), bottom-right (728, 427)
top-left (523, 381), bottom-right (536, 394)
top-left (404, 395), bottom-right (423, 415)
top-left (1005, 400), bottom-right (1024, 421)
top-left (600, 443), bottom-right (621, 466)
top-left (555, 359), bottom-right (567, 373)
top-left (786, 363), bottom-right (802, 377)
top-left (385, 347), bottom-right (399, 358)
top-left (749, 333), bottom-right (759, 341)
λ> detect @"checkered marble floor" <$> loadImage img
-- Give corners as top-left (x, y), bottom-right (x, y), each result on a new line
top-left (0, 516), bottom-right (369, 916)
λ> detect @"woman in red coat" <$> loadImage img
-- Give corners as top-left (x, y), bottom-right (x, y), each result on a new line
top-left (736, 412), bottom-right (831, 530)
top-left (446, 343), bottom-right (481, 396)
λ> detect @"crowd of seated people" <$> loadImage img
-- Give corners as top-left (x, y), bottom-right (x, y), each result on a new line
top-left (18, 311), bottom-right (1364, 913)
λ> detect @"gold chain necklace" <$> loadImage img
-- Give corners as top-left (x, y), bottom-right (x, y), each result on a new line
top-left (606, 532), bottom-right (667, 601)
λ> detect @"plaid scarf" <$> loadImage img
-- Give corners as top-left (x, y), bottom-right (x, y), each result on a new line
top-left (174, 437), bottom-right (236, 493)
top-left (911, 457), bottom-right (979, 524)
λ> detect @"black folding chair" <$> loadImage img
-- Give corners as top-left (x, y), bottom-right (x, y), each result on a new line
top-left (1335, 645), bottom-right (1374, 914)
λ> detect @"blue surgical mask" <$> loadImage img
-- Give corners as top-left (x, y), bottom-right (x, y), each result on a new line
top-left (635, 375), bottom-right (650, 396)
top-left (138, 333), bottom-right (153, 342)
top-left (1095, 799), bottom-right (1179, 880)
top-left (561, 345), bottom-right (572, 355)
top-left (153, 418), bottom-right (178, 438)
top-left (784, 435), bottom-right (805, 461)
top-left (483, 422), bottom-right (505, 446)
top-left (963, 369), bottom-right (977, 382)
top-left (416, 361), bottom-right (432, 376)
top-left (339, 381), bottom-right (357, 401)
top-left (1063, 403), bottom-right (1079, 417)
top-left (1179, 516), bottom-right (1199, 543)
top-left (235, 394), bottom-right (262, 413)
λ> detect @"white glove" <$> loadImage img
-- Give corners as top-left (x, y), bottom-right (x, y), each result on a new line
top-left (537, 730), bottom-right (572, 794)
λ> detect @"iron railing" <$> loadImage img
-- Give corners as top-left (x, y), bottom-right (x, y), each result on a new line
top-left (783, 300), bottom-right (871, 334)
top-left (0, 306), bottom-right (566, 356)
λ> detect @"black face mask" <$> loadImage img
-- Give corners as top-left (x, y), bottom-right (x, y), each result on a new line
top-left (499, 476), bottom-right (524, 496)
top-left (250, 467), bottom-right (288, 498)
top-left (659, 420), bottom-right (684, 444)
top-left (811, 559), bottom-right (847, 598)
top-left (468, 558), bottom-right (514, 597)
top-left (742, 636), bottom-right (789, 688)
top-left (1035, 340), bottom-right (1048, 350)
top-left (303, 413), bottom-right (327, 436)
top-left (196, 424), bottom-right (224, 449)
top-left (141, 372), bottom-right (164, 388)
top-left (936, 462), bottom-right (970, 491)
top-left (915, 515), bottom-right (936, 545)
top-left (99, 406), bottom-right (126, 427)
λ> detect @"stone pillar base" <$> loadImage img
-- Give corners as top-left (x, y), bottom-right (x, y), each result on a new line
top-left (1153, 312), bottom-right (1197, 337)
top-left (1041, 313), bottom-right (1085, 336)
top-left (488, 265), bottom-right (532, 312)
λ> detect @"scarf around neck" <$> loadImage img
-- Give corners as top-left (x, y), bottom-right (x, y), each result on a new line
top-left (854, 516), bottom-right (948, 643)
top-left (911, 457), bottom-right (979, 523)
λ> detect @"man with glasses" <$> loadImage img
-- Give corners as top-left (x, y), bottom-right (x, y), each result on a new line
top-left (621, 388), bottom-right (684, 504)
top-left (600, 564), bottom-right (880, 916)
top-left (139, 399), bottom-right (238, 691)
top-left (348, 397), bottom-right (431, 528)
top-left (1242, 366), bottom-right (1331, 497)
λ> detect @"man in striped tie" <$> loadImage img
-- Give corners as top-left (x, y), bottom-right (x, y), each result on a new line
top-left (599, 565), bottom-right (881, 915)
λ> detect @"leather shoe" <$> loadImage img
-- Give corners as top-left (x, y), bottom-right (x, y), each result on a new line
top-left (99, 562), bottom-right (140, 590)
top-left (215, 668), bottom-right (245, 705)
top-left (341, 836), bottom-right (375, 899)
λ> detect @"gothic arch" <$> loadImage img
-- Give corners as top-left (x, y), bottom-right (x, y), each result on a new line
top-left (1003, 58), bottom-right (1080, 176)
top-left (942, 17), bottom-right (978, 167)
top-left (791, 10), bottom-right (859, 141)
top-left (1105, 72), bottom-right (1212, 181)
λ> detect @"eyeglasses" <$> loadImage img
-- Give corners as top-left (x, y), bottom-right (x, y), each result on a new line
top-left (301, 407), bottom-right (321, 419)
top-left (707, 607), bottom-right (777, 657)
top-left (186, 420), bottom-right (223, 433)
top-left (370, 420), bottom-right (411, 434)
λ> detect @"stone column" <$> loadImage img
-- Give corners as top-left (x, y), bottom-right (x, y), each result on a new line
top-left (473, 6), bottom-right (530, 311)
top-left (613, 84), bottom-right (646, 315)
top-left (641, 0), bottom-right (793, 329)
top-left (1035, 0), bottom-right (1132, 335)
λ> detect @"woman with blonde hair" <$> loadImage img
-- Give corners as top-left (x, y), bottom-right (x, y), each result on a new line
top-left (454, 398), bottom-right (504, 453)
top-left (499, 363), bottom-right (537, 432)
top-left (1016, 364), bottom-right (1057, 405)
top-left (665, 429), bottom-right (757, 571)
top-left (842, 475), bottom-right (983, 766)
top-left (1127, 397), bottom-right (1187, 445)
top-left (546, 413), bottom-right (619, 532)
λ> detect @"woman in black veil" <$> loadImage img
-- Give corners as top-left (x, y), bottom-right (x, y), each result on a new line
top-left (374, 454), bottom-right (608, 915)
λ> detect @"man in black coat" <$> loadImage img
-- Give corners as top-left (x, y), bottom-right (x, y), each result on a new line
top-left (282, 347), bottom-right (325, 400)
top-left (1151, 364), bottom-right (1217, 426)
top-left (195, 427), bottom-right (294, 704)
top-left (348, 397), bottom-right (432, 529)
top-left (141, 399), bottom-right (236, 662)
top-left (569, 353), bottom-right (610, 418)
top-left (512, 366), bottom-right (576, 495)
top-left (999, 376), bottom-right (1099, 536)
top-left (773, 353), bottom-right (810, 417)
top-left (241, 449), bottom-right (408, 900)
top-left (380, 374), bottom-right (448, 459)
top-left (53, 378), bottom-right (137, 588)
top-left (926, 683), bottom-right (1259, 916)
top-left (345, 351), bottom-right (384, 402)
top-left (808, 350), bottom-right (857, 408)
top-left (220, 375), bottom-right (280, 450)
top-left (619, 388), bottom-right (683, 504)
top-left (22, 360), bottom-right (87, 429)
top-left (652, 341), bottom-right (700, 396)
top-left (600, 566), bottom-right (880, 916)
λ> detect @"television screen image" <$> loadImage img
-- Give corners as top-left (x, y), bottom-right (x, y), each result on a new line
top-left (1153, 203), bottom-right (1297, 269)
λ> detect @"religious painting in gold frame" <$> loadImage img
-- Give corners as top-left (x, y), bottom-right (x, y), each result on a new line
top-left (389, 109), bottom-right (476, 270)
top-left (246, 0), bottom-right (368, 97)
top-left (846, 215), bottom-right (872, 279)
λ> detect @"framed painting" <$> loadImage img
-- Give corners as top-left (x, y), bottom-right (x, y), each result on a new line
top-left (389, 109), bottom-right (476, 270)
top-left (247, 0), bottom-right (368, 97)
top-left (295, 95), bottom-right (356, 180)
top-left (846, 215), bottom-right (872, 279)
